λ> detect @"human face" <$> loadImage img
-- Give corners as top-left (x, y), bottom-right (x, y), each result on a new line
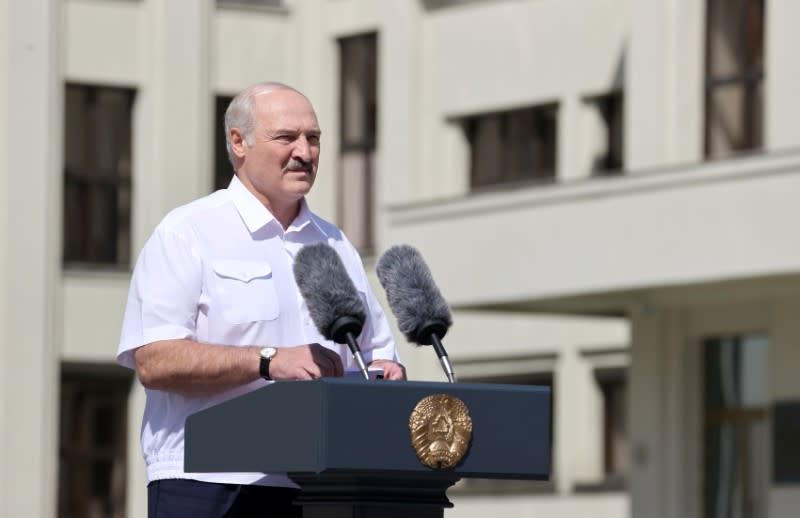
top-left (234, 89), bottom-right (321, 211)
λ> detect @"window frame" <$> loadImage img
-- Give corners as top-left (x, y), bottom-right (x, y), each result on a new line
top-left (63, 83), bottom-right (135, 269)
top-left (464, 103), bottom-right (559, 191)
top-left (337, 31), bottom-right (379, 256)
top-left (703, 0), bottom-right (765, 158)
top-left (58, 363), bottom-right (134, 518)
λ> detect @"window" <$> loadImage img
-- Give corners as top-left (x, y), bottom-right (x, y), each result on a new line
top-left (214, 95), bottom-right (235, 191)
top-left (465, 104), bottom-right (557, 190)
top-left (63, 84), bottom-right (134, 267)
top-left (705, 0), bottom-right (765, 158)
top-left (703, 333), bottom-right (769, 518)
top-left (585, 92), bottom-right (624, 175)
top-left (58, 364), bottom-right (133, 518)
top-left (597, 369), bottom-right (628, 483)
top-left (338, 33), bottom-right (378, 255)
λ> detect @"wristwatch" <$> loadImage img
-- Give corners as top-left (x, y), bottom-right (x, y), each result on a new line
top-left (259, 347), bottom-right (278, 380)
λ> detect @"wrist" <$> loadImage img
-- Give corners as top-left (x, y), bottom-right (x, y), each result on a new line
top-left (258, 346), bottom-right (278, 380)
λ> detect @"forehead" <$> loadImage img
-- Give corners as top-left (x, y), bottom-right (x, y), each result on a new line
top-left (253, 89), bottom-right (320, 130)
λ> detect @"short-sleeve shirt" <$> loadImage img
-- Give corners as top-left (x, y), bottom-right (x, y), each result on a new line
top-left (117, 175), bottom-right (397, 487)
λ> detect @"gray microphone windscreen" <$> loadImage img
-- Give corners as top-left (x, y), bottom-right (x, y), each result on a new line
top-left (293, 243), bottom-right (366, 341)
top-left (376, 245), bottom-right (453, 345)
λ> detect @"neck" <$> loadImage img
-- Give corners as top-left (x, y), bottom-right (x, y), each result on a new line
top-left (269, 200), bottom-right (302, 230)
top-left (235, 172), bottom-right (302, 230)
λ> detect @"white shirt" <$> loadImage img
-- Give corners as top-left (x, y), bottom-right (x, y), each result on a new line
top-left (117, 175), bottom-right (397, 487)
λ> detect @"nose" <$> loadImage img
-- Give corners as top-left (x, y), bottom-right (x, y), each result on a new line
top-left (293, 135), bottom-right (312, 162)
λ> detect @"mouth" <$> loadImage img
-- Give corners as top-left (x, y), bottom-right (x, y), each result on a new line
top-left (286, 168), bottom-right (312, 175)
top-left (284, 161), bottom-right (313, 174)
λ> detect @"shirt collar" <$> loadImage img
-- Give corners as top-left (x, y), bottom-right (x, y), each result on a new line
top-left (287, 198), bottom-right (314, 234)
top-left (227, 174), bottom-right (322, 236)
top-left (228, 175), bottom-right (277, 233)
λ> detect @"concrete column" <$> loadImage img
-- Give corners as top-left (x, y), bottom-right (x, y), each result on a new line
top-left (558, 93), bottom-right (583, 183)
top-left (554, 347), bottom-right (604, 492)
top-left (628, 304), bottom-right (667, 518)
top-left (139, 0), bottom-right (213, 238)
top-left (126, 383), bottom-right (148, 518)
top-left (0, 0), bottom-right (62, 515)
top-left (659, 308), bottom-right (694, 518)
top-left (768, 295), bottom-right (800, 518)
top-left (626, 0), bottom-right (703, 171)
top-left (286, 0), bottom-right (335, 220)
top-left (765, 0), bottom-right (800, 151)
top-left (626, 0), bottom-right (671, 170)
top-left (378, 0), bottom-right (421, 233)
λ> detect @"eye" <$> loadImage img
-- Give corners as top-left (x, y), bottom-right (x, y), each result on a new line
top-left (276, 134), bottom-right (294, 142)
top-left (308, 134), bottom-right (321, 145)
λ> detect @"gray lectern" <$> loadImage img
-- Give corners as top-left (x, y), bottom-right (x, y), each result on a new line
top-left (185, 378), bottom-right (550, 517)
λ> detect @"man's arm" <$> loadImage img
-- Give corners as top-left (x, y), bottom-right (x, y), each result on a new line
top-left (134, 340), bottom-right (344, 396)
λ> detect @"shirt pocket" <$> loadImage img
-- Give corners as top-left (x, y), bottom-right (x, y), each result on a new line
top-left (212, 259), bottom-right (280, 323)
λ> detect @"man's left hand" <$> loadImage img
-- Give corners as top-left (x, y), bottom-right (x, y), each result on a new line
top-left (368, 359), bottom-right (406, 380)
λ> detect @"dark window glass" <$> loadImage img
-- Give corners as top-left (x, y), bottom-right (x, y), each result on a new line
top-left (465, 104), bottom-right (558, 190)
top-left (703, 333), bottom-right (769, 518)
top-left (588, 92), bottom-right (624, 174)
top-left (705, 0), bottom-right (764, 158)
top-left (338, 32), bottom-right (378, 255)
top-left (58, 364), bottom-right (133, 518)
top-left (63, 84), bottom-right (134, 267)
top-left (214, 96), bottom-right (235, 191)
top-left (597, 369), bottom-right (628, 480)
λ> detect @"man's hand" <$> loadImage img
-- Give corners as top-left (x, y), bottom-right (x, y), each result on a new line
top-left (368, 359), bottom-right (406, 380)
top-left (269, 343), bottom-right (344, 380)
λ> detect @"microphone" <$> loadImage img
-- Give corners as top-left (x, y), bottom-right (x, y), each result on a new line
top-left (376, 245), bottom-right (456, 383)
top-left (293, 242), bottom-right (371, 380)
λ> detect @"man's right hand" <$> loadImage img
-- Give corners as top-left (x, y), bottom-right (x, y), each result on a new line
top-left (269, 343), bottom-right (344, 380)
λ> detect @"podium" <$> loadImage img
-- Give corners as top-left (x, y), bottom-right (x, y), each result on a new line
top-left (185, 378), bottom-right (551, 517)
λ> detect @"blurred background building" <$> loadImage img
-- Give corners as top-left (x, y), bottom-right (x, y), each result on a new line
top-left (1, 0), bottom-right (799, 517)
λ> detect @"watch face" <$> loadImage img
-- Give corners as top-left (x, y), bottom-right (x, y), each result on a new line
top-left (260, 347), bottom-right (277, 359)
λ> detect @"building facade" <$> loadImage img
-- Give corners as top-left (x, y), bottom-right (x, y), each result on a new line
top-left (1, 0), bottom-right (798, 517)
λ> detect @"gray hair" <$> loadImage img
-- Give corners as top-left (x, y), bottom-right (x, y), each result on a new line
top-left (223, 81), bottom-right (301, 171)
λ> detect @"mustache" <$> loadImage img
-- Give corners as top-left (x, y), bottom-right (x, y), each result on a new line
top-left (284, 159), bottom-right (313, 173)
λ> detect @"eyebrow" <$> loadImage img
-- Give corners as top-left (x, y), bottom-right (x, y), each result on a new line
top-left (272, 128), bottom-right (322, 135)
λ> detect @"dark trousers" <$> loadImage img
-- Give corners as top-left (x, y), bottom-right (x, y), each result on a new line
top-left (148, 479), bottom-right (302, 518)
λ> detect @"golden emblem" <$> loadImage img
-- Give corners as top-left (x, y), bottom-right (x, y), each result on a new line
top-left (409, 394), bottom-right (473, 469)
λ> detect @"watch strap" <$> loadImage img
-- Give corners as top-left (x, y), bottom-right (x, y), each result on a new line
top-left (259, 354), bottom-right (272, 380)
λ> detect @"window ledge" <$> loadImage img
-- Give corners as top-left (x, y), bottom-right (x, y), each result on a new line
top-left (449, 478), bottom-right (556, 496)
top-left (63, 263), bottom-right (131, 277)
top-left (215, 1), bottom-right (290, 15)
top-left (573, 476), bottom-right (627, 494)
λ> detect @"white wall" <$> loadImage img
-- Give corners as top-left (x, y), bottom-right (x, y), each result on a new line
top-left (64, 0), bottom-right (143, 86)
top-left (413, 0), bottom-right (628, 202)
top-left (626, 0), bottom-right (704, 170)
top-left (0, 1), bottom-right (62, 516)
top-left (386, 152), bottom-right (800, 309)
top-left (212, 7), bottom-right (289, 94)
top-left (766, 0), bottom-right (800, 151)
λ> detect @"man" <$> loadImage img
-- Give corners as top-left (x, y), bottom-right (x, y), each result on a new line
top-left (117, 82), bottom-right (405, 517)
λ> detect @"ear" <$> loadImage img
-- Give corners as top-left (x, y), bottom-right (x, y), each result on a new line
top-left (230, 128), bottom-right (248, 160)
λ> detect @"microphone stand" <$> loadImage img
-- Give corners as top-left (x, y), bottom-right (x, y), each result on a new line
top-left (420, 321), bottom-right (456, 383)
top-left (430, 334), bottom-right (456, 383)
top-left (331, 316), bottom-right (370, 380)
top-left (345, 332), bottom-right (370, 380)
